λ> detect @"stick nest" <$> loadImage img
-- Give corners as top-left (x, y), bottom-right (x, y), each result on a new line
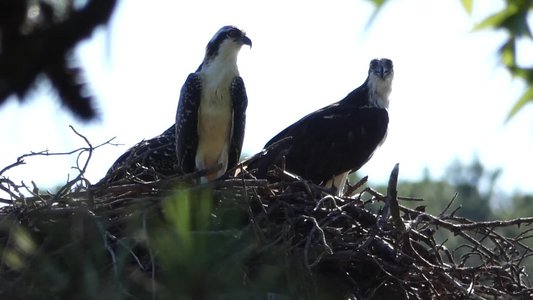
top-left (0, 132), bottom-right (532, 299)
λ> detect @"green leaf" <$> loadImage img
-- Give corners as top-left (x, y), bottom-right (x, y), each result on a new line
top-left (163, 189), bottom-right (192, 251)
top-left (365, 0), bottom-right (388, 29)
top-left (194, 187), bottom-right (213, 230)
top-left (460, 0), bottom-right (473, 15)
top-left (501, 10), bottom-right (533, 38)
top-left (474, 6), bottom-right (517, 31)
top-left (509, 66), bottom-right (533, 82)
top-left (506, 86), bottom-right (533, 122)
top-left (162, 186), bottom-right (214, 254)
top-left (499, 39), bottom-right (516, 67)
top-left (2, 249), bottom-right (24, 270)
top-left (368, 0), bottom-right (386, 6)
top-left (13, 227), bottom-right (36, 255)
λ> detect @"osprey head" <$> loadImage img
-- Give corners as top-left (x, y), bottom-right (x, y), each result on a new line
top-left (369, 58), bottom-right (394, 81)
top-left (367, 58), bottom-right (394, 108)
top-left (204, 26), bottom-right (252, 61)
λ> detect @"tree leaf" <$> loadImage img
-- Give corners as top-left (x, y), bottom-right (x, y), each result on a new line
top-left (501, 10), bottom-right (533, 38)
top-left (368, 0), bottom-right (387, 7)
top-left (506, 86), bottom-right (533, 122)
top-left (499, 39), bottom-right (516, 67)
top-left (474, 6), bottom-right (517, 31)
top-left (164, 189), bottom-right (192, 252)
top-left (365, 0), bottom-right (389, 29)
top-left (509, 66), bottom-right (533, 82)
top-left (460, 0), bottom-right (474, 15)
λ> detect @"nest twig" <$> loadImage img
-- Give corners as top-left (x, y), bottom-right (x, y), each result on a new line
top-left (0, 129), bottom-right (532, 299)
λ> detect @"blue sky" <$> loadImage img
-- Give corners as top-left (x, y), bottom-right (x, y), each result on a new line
top-left (1, 0), bottom-right (532, 198)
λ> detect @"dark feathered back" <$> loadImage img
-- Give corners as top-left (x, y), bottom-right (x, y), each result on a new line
top-left (252, 63), bottom-right (391, 184)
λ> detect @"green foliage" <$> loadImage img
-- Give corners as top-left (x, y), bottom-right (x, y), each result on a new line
top-left (509, 193), bottom-right (533, 217)
top-left (161, 186), bottom-right (213, 252)
top-left (493, 193), bottom-right (533, 275)
top-left (386, 159), bottom-right (533, 276)
top-left (474, 0), bottom-right (532, 38)
top-left (394, 157), bottom-right (532, 224)
top-left (0, 212), bottom-right (131, 299)
top-left (393, 158), bottom-right (499, 221)
top-left (461, 0), bottom-right (474, 15)
top-left (147, 185), bottom-right (343, 299)
top-left (368, 0), bottom-right (533, 121)
top-left (445, 158), bottom-right (500, 220)
top-left (509, 85), bottom-right (533, 119)
top-left (0, 185), bottom-right (293, 299)
top-left (151, 186), bottom-right (255, 299)
top-left (471, 0), bottom-right (533, 120)
top-left (397, 177), bottom-right (456, 213)
top-left (364, 0), bottom-right (389, 29)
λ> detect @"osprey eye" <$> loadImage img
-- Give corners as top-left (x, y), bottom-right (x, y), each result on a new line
top-left (228, 29), bottom-right (240, 38)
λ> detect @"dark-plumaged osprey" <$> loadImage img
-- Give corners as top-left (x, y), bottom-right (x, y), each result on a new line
top-left (176, 26), bottom-right (251, 183)
top-left (251, 58), bottom-right (393, 194)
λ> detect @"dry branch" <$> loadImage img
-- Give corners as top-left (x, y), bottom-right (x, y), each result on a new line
top-left (0, 130), bottom-right (532, 299)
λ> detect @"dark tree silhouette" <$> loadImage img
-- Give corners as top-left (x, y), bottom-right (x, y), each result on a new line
top-left (0, 0), bottom-right (117, 121)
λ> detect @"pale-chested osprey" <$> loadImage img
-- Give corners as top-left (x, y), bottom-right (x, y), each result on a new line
top-left (176, 26), bottom-right (251, 183)
top-left (97, 26), bottom-right (250, 185)
top-left (250, 58), bottom-right (393, 194)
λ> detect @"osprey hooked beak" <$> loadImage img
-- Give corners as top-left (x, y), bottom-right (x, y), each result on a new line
top-left (226, 26), bottom-right (252, 48)
top-left (239, 34), bottom-right (252, 48)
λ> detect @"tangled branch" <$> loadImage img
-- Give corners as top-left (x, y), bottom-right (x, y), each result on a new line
top-left (0, 133), bottom-right (531, 299)
top-left (0, 126), bottom-right (116, 205)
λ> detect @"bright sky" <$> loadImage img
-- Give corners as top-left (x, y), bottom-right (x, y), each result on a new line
top-left (1, 0), bottom-right (532, 198)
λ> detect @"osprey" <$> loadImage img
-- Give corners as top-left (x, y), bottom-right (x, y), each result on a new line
top-left (98, 125), bottom-right (177, 184)
top-left (176, 26), bottom-right (251, 183)
top-left (251, 58), bottom-right (393, 194)
top-left (98, 26), bottom-right (250, 185)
